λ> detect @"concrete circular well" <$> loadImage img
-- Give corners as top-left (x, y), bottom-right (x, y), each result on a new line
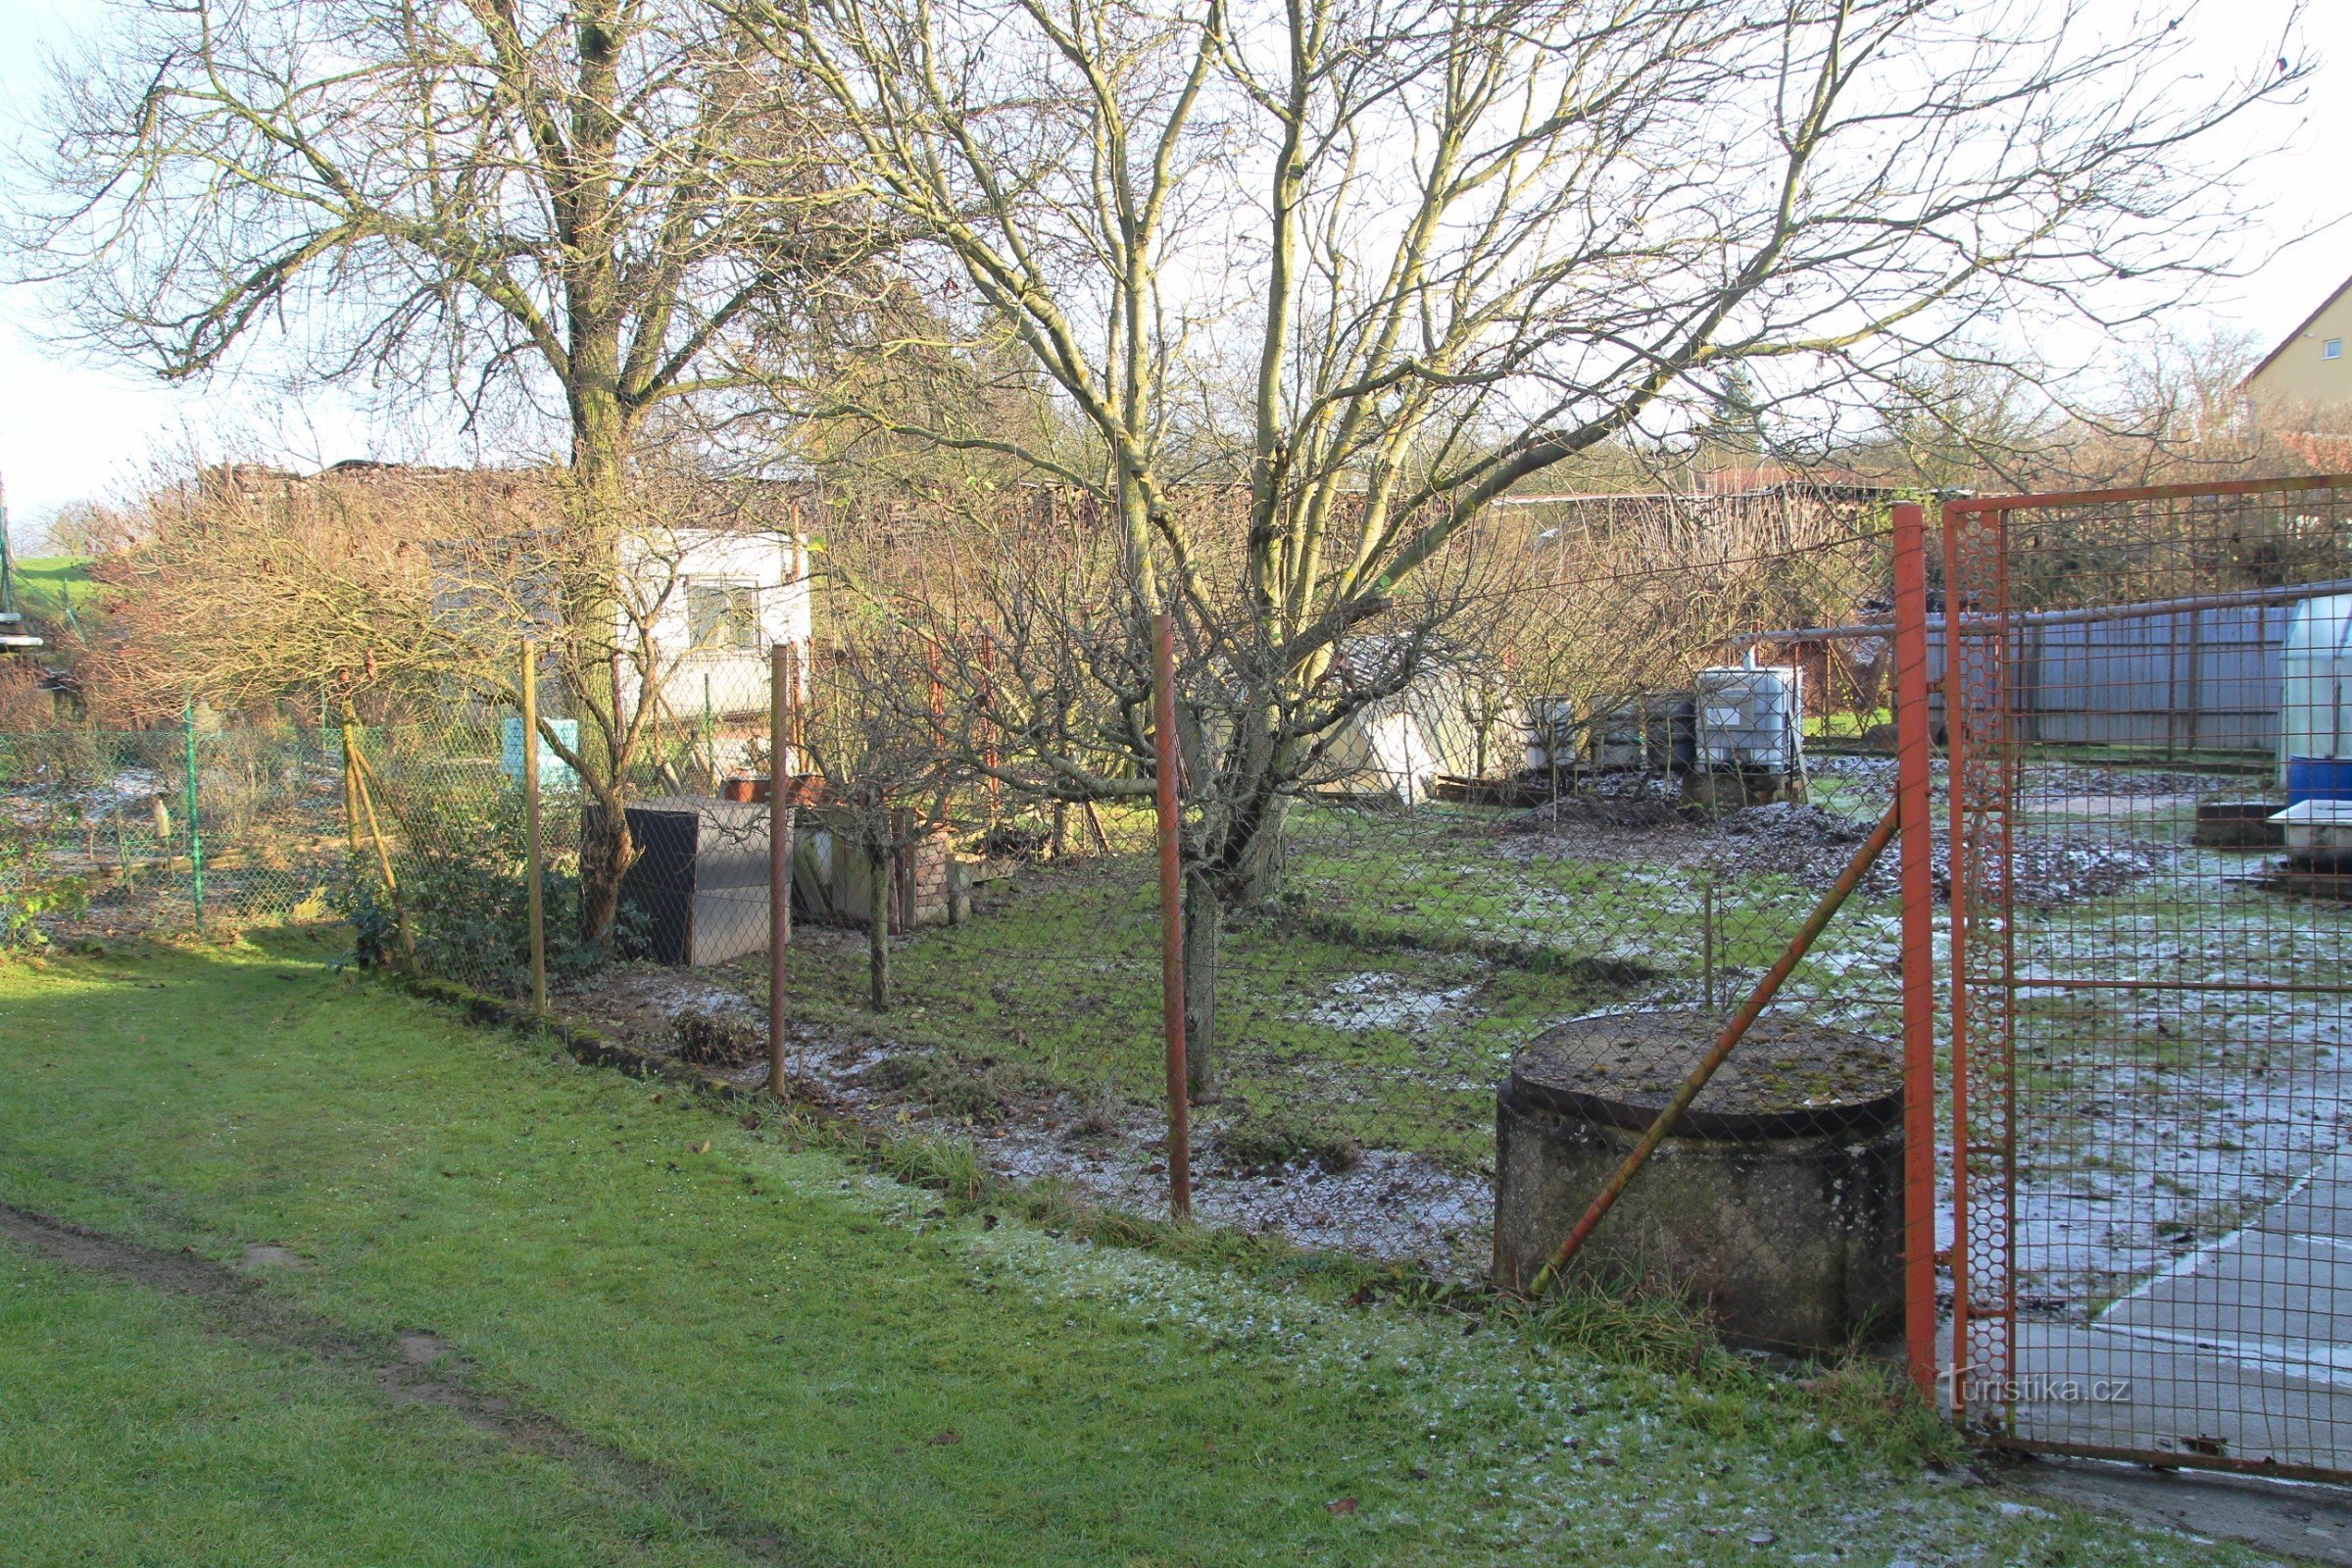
top-left (1493, 1011), bottom-right (1903, 1354)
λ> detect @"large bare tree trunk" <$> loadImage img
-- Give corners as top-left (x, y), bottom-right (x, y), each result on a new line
top-left (567, 361), bottom-right (638, 948)
top-left (1177, 701), bottom-right (1301, 1101)
top-left (579, 777), bottom-right (638, 947)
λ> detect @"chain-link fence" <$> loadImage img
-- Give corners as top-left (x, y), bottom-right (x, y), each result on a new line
top-left (1, 715), bottom-right (345, 939)
top-left (20, 472), bottom-right (2352, 1430)
top-left (1, 490), bottom-right (1919, 1297)
top-left (707, 491), bottom-right (1920, 1285)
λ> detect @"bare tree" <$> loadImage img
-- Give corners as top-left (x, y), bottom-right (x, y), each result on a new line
top-left (741, 0), bottom-right (2307, 1084)
top-left (791, 571), bottom-right (966, 1012)
top-left (68, 459), bottom-right (806, 938)
top-left (18, 0), bottom-right (865, 933)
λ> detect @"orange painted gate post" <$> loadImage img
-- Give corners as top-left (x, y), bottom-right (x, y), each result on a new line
top-left (1890, 501), bottom-right (1940, 1398)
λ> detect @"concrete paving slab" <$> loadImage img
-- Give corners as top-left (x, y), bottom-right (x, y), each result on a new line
top-left (2002, 1322), bottom-right (2350, 1469)
top-left (2104, 1231), bottom-right (2352, 1348)
top-left (2007, 1455), bottom-right (2352, 1566)
top-left (1973, 1142), bottom-right (2352, 1476)
top-left (2258, 1155), bottom-right (2352, 1242)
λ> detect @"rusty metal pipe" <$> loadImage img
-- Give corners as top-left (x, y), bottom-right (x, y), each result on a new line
top-left (1526, 801), bottom-right (1899, 1298)
top-left (1890, 500), bottom-right (1940, 1398)
top-left (1152, 614), bottom-right (1192, 1218)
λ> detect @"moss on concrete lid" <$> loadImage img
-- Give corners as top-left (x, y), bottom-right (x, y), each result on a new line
top-left (1508, 1011), bottom-right (1902, 1141)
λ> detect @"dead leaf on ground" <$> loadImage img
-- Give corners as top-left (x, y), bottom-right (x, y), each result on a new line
top-left (1325, 1497), bottom-right (1358, 1515)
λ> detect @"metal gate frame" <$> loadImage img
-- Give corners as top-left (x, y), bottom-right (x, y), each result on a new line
top-left (1930, 474), bottom-right (2352, 1481)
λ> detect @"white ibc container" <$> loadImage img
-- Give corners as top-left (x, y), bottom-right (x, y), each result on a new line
top-left (2281, 593), bottom-right (2352, 770)
top-left (1694, 663), bottom-right (1804, 771)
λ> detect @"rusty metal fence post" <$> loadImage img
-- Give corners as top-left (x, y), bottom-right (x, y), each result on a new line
top-left (1152, 612), bottom-right (1192, 1219)
top-left (1890, 500), bottom-right (1938, 1396)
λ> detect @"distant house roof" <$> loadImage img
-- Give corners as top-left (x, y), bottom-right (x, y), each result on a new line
top-left (2243, 270), bottom-right (2352, 390)
top-left (1500, 466), bottom-right (1900, 507)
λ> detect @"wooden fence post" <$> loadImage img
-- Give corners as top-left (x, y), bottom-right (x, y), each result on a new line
top-left (522, 642), bottom-right (547, 1016)
top-left (182, 698), bottom-right (205, 925)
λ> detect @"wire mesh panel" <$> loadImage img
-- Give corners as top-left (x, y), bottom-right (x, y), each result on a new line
top-left (1205, 672), bottom-right (1913, 1285)
top-left (0, 720), bottom-right (346, 939)
top-left (761, 494), bottom-right (1923, 1288)
top-left (191, 723), bottom-right (349, 924)
top-left (351, 719), bottom-right (554, 993)
top-left (1944, 476), bottom-right (2352, 1479)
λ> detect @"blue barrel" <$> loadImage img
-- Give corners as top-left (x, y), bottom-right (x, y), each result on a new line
top-left (2285, 757), bottom-right (2352, 806)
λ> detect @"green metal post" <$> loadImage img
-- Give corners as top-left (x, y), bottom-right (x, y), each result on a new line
top-left (183, 697), bottom-right (205, 924)
top-left (0, 494), bottom-right (15, 618)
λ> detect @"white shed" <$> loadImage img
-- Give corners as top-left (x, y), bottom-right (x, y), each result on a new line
top-left (1313, 661), bottom-right (1513, 805)
top-left (615, 528), bottom-right (811, 730)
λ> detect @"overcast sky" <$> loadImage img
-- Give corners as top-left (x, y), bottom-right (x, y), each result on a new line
top-left (0, 0), bottom-right (2344, 547)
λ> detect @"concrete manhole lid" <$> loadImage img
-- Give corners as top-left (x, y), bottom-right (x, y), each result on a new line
top-left (1508, 1011), bottom-right (1901, 1140)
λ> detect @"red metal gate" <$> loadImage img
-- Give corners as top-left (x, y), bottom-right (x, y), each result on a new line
top-left (1936, 476), bottom-right (2352, 1479)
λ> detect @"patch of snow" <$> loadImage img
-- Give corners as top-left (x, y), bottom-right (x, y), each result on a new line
top-left (1302, 971), bottom-right (1479, 1032)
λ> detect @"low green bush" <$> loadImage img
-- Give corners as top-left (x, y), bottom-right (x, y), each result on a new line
top-left (0, 815), bottom-right (88, 951)
top-left (330, 789), bottom-right (618, 994)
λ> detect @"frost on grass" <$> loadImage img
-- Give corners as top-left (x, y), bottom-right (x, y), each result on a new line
top-left (1301, 971), bottom-right (1478, 1032)
top-left (547, 752), bottom-right (2342, 1329)
top-left (739, 1134), bottom-right (2250, 1567)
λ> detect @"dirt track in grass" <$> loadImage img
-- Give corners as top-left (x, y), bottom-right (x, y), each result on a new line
top-left (0, 1201), bottom-right (809, 1564)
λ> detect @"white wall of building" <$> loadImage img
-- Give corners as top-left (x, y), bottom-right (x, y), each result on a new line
top-left (615, 528), bottom-right (811, 742)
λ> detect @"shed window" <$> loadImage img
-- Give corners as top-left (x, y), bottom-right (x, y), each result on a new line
top-left (2327, 338), bottom-right (2345, 360)
top-left (687, 583), bottom-right (762, 651)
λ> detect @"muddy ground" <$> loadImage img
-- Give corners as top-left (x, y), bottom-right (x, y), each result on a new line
top-left (549, 960), bottom-right (1495, 1274)
top-left (1503, 758), bottom-right (2191, 907)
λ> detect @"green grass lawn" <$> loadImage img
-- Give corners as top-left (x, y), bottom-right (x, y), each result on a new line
top-left (0, 932), bottom-right (2261, 1565)
top-left (0, 1249), bottom-right (749, 1565)
top-left (9, 555), bottom-right (95, 620)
